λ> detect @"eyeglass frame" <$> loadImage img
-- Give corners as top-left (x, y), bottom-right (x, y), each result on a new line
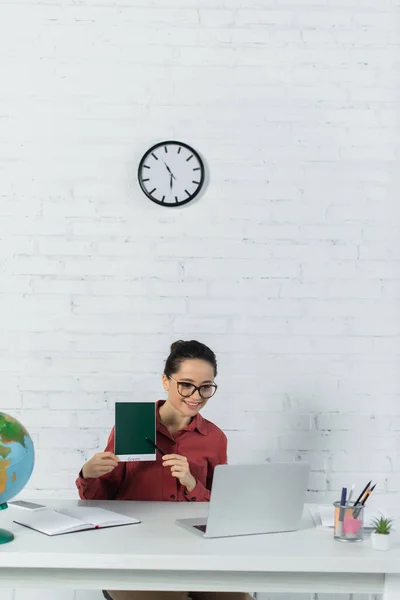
top-left (168, 376), bottom-right (218, 399)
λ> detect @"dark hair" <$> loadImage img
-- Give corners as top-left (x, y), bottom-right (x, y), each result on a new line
top-left (164, 340), bottom-right (217, 378)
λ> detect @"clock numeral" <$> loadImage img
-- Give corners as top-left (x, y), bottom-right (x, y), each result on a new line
top-left (185, 190), bottom-right (190, 197)
top-left (164, 146), bottom-right (168, 153)
top-left (175, 196), bottom-right (179, 203)
top-left (192, 181), bottom-right (200, 185)
top-left (161, 196), bottom-right (165, 202)
top-left (150, 188), bottom-right (157, 195)
top-left (177, 147), bottom-right (181, 154)
top-left (151, 153), bottom-right (158, 160)
top-left (193, 167), bottom-right (200, 171)
top-left (143, 165), bottom-right (150, 169)
top-left (186, 155), bottom-right (193, 162)
top-left (142, 178), bottom-right (150, 182)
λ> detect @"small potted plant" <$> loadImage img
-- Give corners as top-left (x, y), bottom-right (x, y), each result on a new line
top-left (371, 516), bottom-right (393, 551)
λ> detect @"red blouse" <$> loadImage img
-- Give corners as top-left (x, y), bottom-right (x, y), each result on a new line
top-left (76, 402), bottom-right (227, 502)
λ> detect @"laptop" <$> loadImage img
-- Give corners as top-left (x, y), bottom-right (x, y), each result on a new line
top-left (176, 462), bottom-right (310, 538)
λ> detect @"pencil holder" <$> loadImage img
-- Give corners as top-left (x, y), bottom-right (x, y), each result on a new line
top-left (333, 501), bottom-right (364, 542)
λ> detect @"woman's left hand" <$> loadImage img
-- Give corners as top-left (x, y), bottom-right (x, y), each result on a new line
top-left (162, 454), bottom-right (196, 492)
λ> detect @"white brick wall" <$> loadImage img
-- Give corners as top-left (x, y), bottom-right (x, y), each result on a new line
top-left (0, 0), bottom-right (397, 598)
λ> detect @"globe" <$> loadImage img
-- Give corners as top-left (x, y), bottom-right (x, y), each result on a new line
top-left (0, 412), bottom-right (35, 544)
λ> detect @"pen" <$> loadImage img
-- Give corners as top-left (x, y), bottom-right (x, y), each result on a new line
top-left (360, 487), bottom-right (371, 505)
top-left (361, 483), bottom-right (376, 505)
top-left (145, 437), bottom-right (165, 456)
top-left (337, 486), bottom-right (347, 536)
top-left (353, 480), bottom-right (371, 506)
top-left (347, 483), bottom-right (355, 505)
top-left (354, 484), bottom-right (376, 518)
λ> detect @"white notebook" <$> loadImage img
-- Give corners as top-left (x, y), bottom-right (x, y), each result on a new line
top-left (13, 507), bottom-right (140, 536)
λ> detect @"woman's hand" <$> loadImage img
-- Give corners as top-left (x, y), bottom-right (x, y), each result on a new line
top-left (162, 454), bottom-right (196, 492)
top-left (81, 452), bottom-right (119, 479)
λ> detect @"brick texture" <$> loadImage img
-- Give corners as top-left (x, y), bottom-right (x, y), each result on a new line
top-left (0, 1), bottom-right (397, 599)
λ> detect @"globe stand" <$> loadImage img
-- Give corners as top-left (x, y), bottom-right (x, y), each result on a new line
top-left (0, 503), bottom-right (14, 544)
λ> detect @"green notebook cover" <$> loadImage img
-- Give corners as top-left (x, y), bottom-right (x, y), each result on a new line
top-left (114, 402), bottom-right (156, 462)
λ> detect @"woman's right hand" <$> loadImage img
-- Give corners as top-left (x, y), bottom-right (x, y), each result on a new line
top-left (81, 452), bottom-right (119, 479)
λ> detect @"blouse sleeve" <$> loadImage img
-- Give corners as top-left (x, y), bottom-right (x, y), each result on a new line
top-left (75, 427), bottom-right (127, 500)
top-left (184, 430), bottom-right (228, 502)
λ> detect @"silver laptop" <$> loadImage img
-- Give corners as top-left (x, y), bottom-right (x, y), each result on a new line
top-left (176, 462), bottom-right (310, 538)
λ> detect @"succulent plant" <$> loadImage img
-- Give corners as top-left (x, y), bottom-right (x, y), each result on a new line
top-left (371, 516), bottom-right (393, 535)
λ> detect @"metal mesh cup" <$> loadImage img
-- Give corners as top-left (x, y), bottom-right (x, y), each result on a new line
top-left (333, 501), bottom-right (364, 542)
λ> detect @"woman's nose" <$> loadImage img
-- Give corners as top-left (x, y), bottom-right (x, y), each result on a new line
top-left (192, 388), bottom-right (202, 400)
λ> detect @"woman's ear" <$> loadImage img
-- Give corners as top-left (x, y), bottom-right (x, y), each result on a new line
top-left (161, 373), bottom-right (169, 392)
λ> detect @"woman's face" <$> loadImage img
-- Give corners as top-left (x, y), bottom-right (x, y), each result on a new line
top-left (162, 359), bottom-right (216, 418)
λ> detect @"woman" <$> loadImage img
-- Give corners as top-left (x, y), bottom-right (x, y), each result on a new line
top-left (76, 340), bottom-right (250, 600)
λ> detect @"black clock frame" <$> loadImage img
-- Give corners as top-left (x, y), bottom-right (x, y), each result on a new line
top-left (137, 140), bottom-right (205, 207)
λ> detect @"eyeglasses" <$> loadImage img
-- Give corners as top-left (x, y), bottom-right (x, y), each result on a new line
top-left (169, 376), bottom-right (218, 400)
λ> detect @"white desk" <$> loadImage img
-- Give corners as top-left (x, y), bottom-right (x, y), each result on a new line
top-left (0, 500), bottom-right (399, 599)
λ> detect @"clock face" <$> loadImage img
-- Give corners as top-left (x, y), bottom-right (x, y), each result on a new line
top-left (138, 141), bottom-right (205, 207)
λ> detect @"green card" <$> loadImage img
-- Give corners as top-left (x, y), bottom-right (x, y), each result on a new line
top-left (114, 402), bottom-right (156, 462)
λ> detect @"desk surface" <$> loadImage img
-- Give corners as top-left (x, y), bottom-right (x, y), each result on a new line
top-left (0, 499), bottom-right (398, 573)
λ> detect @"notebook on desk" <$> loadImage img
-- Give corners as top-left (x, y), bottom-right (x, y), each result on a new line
top-left (13, 507), bottom-right (140, 536)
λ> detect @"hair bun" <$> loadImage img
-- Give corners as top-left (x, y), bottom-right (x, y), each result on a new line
top-left (170, 340), bottom-right (185, 353)
top-left (164, 339), bottom-right (217, 378)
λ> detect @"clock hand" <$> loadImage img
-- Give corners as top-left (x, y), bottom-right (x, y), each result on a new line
top-left (163, 160), bottom-right (176, 179)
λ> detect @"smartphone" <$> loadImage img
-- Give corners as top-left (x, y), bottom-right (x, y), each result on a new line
top-left (8, 500), bottom-right (47, 511)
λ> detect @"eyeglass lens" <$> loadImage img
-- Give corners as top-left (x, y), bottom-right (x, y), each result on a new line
top-left (177, 382), bottom-right (216, 399)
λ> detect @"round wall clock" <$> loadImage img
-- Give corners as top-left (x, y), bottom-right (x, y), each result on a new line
top-left (138, 141), bottom-right (205, 207)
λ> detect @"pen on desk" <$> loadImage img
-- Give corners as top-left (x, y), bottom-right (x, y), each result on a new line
top-left (353, 480), bottom-right (371, 506)
top-left (337, 486), bottom-right (347, 536)
top-left (145, 437), bottom-right (166, 456)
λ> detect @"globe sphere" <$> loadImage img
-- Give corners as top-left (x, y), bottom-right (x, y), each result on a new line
top-left (0, 412), bottom-right (35, 505)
